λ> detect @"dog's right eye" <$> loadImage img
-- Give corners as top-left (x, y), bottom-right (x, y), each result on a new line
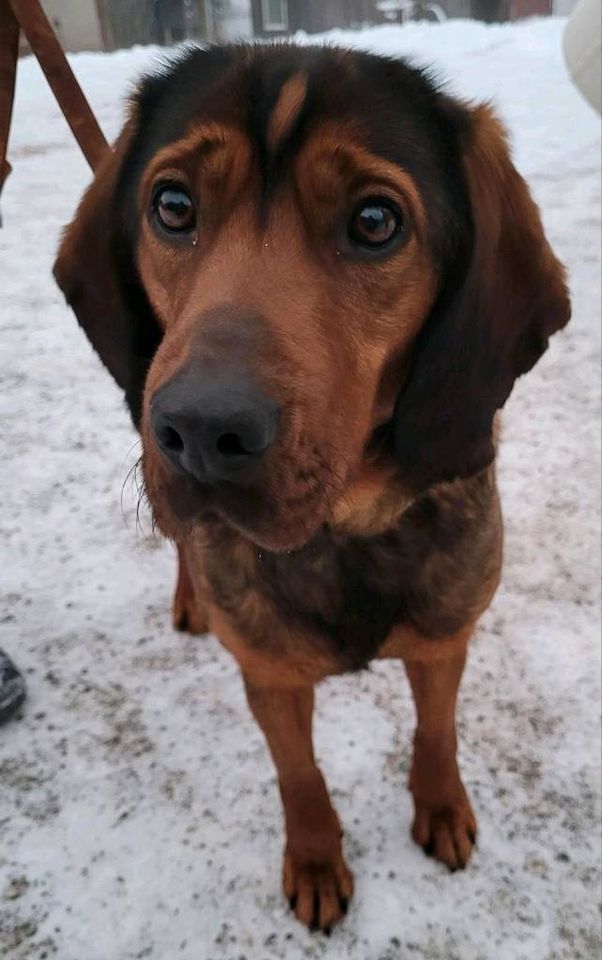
top-left (348, 198), bottom-right (403, 250)
top-left (153, 185), bottom-right (196, 234)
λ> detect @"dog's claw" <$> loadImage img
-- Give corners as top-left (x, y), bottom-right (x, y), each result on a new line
top-left (413, 795), bottom-right (478, 871)
top-left (283, 849), bottom-right (353, 932)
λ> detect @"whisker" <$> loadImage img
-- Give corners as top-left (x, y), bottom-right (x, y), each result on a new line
top-left (121, 455), bottom-right (143, 525)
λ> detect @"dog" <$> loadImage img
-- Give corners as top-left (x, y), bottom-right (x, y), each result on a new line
top-left (54, 43), bottom-right (570, 932)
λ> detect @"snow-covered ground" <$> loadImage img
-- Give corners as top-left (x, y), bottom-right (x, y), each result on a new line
top-left (0, 17), bottom-right (600, 960)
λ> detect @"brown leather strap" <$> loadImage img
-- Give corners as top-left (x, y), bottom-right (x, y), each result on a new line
top-left (0, 0), bottom-right (19, 201)
top-left (0, 0), bottom-right (109, 200)
top-left (6, 0), bottom-right (109, 173)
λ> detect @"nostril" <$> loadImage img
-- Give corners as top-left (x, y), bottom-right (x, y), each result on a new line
top-left (216, 432), bottom-right (248, 457)
top-left (159, 424), bottom-right (184, 453)
top-left (150, 378), bottom-right (278, 483)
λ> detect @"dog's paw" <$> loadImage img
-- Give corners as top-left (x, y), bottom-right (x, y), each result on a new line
top-left (412, 797), bottom-right (477, 871)
top-left (283, 848), bottom-right (353, 933)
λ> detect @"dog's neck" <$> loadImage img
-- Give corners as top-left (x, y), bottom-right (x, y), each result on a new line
top-left (197, 451), bottom-right (417, 566)
top-left (330, 457), bottom-right (415, 538)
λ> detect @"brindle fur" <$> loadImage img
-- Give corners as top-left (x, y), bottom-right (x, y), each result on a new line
top-left (200, 466), bottom-right (501, 672)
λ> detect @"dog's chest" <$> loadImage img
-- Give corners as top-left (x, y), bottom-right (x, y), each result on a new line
top-left (200, 529), bottom-right (388, 671)
top-left (198, 473), bottom-right (500, 673)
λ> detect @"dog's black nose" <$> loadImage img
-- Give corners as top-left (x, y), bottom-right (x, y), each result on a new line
top-left (150, 374), bottom-right (279, 484)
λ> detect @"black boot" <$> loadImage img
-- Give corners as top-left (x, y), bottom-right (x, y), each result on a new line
top-left (0, 650), bottom-right (26, 724)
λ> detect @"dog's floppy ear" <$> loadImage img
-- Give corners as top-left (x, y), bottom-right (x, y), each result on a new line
top-left (53, 122), bottom-right (161, 426)
top-left (394, 104), bottom-right (571, 488)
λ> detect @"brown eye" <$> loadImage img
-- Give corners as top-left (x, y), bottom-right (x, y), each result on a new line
top-left (348, 199), bottom-right (402, 249)
top-left (153, 184), bottom-right (195, 233)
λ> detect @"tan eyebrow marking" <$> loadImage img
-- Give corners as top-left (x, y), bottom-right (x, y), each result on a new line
top-left (267, 72), bottom-right (308, 152)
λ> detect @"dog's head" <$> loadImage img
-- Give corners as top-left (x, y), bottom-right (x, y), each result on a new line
top-left (54, 45), bottom-right (570, 550)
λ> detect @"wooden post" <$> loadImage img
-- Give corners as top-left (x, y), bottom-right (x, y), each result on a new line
top-left (7, 0), bottom-right (109, 171)
top-left (0, 0), bottom-right (19, 200)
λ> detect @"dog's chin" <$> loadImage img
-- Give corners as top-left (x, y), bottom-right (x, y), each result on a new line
top-left (148, 474), bottom-right (330, 553)
top-left (215, 505), bottom-right (326, 553)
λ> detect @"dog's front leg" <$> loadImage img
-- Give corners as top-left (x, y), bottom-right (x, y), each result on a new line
top-left (172, 542), bottom-right (209, 635)
top-left (244, 679), bottom-right (353, 931)
top-left (403, 633), bottom-right (477, 871)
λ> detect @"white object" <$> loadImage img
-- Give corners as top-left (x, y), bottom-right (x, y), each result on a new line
top-left (563, 0), bottom-right (602, 113)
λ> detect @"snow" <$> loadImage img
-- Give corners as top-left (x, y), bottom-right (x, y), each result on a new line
top-left (0, 17), bottom-right (600, 960)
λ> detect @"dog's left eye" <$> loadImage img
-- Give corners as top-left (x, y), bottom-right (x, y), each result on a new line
top-left (153, 184), bottom-right (196, 233)
top-left (348, 199), bottom-right (403, 249)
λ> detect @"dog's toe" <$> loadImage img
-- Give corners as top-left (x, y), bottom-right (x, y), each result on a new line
top-left (283, 850), bottom-right (353, 932)
top-left (412, 800), bottom-right (477, 871)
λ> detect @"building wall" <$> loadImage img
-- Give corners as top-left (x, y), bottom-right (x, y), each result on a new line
top-left (445, 0), bottom-right (555, 18)
top-left (41, 0), bottom-right (105, 52)
top-left (100, 0), bottom-right (161, 49)
top-left (441, 0), bottom-right (473, 17)
top-left (39, 1), bottom-right (218, 53)
top-left (251, 0), bottom-right (382, 36)
top-left (509, 0), bottom-right (552, 17)
top-left (40, 0), bottom-right (566, 53)
top-left (293, 0), bottom-right (346, 33)
top-left (346, 0), bottom-right (384, 25)
top-left (99, 0), bottom-right (209, 51)
top-left (218, 0), bottom-right (254, 40)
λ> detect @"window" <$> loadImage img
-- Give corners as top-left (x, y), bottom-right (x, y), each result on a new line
top-left (261, 0), bottom-right (289, 31)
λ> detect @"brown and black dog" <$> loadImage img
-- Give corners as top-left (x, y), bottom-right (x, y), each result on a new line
top-left (54, 44), bottom-right (570, 932)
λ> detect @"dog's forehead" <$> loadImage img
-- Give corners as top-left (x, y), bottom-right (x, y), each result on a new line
top-left (135, 45), bottom-right (448, 173)
top-left (123, 45), bottom-right (471, 269)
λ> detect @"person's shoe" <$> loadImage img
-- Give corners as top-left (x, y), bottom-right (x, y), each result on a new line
top-left (0, 650), bottom-right (26, 724)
